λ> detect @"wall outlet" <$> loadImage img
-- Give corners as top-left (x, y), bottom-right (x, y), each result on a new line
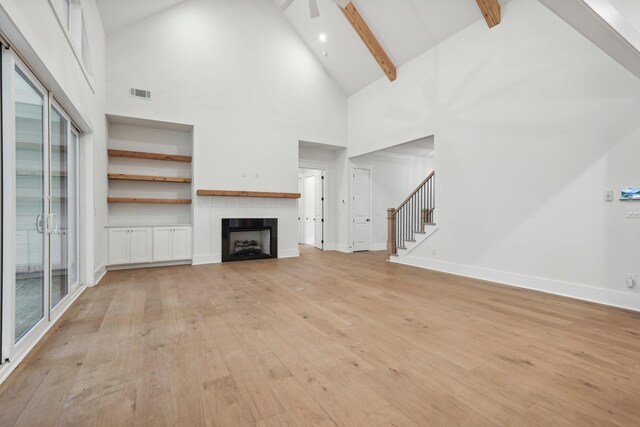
top-left (626, 273), bottom-right (636, 289)
top-left (605, 190), bottom-right (614, 202)
top-left (626, 209), bottom-right (640, 218)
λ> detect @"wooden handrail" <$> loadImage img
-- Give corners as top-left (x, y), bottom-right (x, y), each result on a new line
top-left (387, 171), bottom-right (435, 258)
top-left (394, 171), bottom-right (435, 214)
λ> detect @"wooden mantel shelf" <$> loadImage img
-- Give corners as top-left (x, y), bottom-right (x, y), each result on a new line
top-left (197, 190), bottom-right (301, 199)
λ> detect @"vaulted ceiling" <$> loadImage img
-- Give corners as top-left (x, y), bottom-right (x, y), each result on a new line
top-left (275, 0), bottom-right (513, 94)
top-left (97, 0), bottom-right (512, 95)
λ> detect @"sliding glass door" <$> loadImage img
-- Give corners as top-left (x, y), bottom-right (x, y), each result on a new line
top-left (2, 49), bottom-right (81, 359)
top-left (14, 68), bottom-right (47, 342)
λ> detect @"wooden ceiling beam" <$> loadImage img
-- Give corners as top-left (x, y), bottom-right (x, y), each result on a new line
top-left (339, 2), bottom-right (396, 82)
top-left (476, 0), bottom-right (501, 28)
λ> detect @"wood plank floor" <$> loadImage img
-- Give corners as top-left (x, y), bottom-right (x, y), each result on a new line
top-left (1, 246), bottom-right (639, 426)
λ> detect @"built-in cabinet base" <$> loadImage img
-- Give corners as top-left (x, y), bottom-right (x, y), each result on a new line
top-left (107, 225), bottom-right (192, 268)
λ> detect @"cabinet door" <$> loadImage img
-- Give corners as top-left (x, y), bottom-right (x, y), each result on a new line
top-left (108, 228), bottom-right (130, 265)
top-left (153, 227), bottom-right (173, 262)
top-left (129, 228), bottom-right (153, 264)
top-left (172, 227), bottom-right (192, 260)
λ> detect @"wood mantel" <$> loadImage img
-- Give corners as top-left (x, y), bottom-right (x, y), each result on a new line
top-left (197, 190), bottom-right (301, 199)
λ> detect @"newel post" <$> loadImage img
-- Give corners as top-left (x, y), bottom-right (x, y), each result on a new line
top-left (387, 208), bottom-right (396, 259)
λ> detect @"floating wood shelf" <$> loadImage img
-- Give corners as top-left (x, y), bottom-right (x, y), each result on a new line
top-left (108, 173), bottom-right (192, 183)
top-left (197, 190), bottom-right (301, 199)
top-left (108, 149), bottom-right (192, 163)
top-left (108, 197), bottom-right (192, 204)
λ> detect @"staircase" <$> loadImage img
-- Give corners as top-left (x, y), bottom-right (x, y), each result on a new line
top-left (387, 171), bottom-right (437, 259)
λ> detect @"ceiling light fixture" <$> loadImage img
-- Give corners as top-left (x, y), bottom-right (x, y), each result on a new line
top-left (319, 33), bottom-right (327, 43)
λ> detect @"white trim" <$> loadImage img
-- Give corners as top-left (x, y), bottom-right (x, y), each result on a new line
top-left (0, 285), bottom-right (86, 384)
top-left (93, 261), bottom-right (106, 285)
top-left (106, 260), bottom-right (191, 271)
top-left (369, 243), bottom-right (387, 251)
top-left (46, 0), bottom-right (94, 93)
top-left (278, 249), bottom-right (300, 259)
top-left (391, 256), bottom-right (640, 312)
top-left (192, 254), bottom-right (217, 265)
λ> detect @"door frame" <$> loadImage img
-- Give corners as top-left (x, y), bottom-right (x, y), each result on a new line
top-left (350, 166), bottom-right (372, 252)
top-left (297, 167), bottom-right (326, 250)
top-left (2, 48), bottom-right (52, 361)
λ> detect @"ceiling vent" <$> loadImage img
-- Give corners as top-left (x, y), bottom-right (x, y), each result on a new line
top-left (130, 88), bottom-right (151, 100)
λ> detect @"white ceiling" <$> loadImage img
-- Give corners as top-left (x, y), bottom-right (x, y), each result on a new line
top-left (275, 0), bottom-right (513, 95)
top-left (97, 0), bottom-right (514, 94)
top-left (97, 0), bottom-right (187, 34)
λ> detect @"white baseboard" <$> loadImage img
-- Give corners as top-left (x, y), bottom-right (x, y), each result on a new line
top-left (106, 260), bottom-right (192, 271)
top-left (391, 256), bottom-right (640, 312)
top-left (93, 262), bottom-right (107, 286)
top-left (279, 249), bottom-right (299, 259)
top-left (192, 249), bottom-right (299, 265)
top-left (336, 244), bottom-right (353, 253)
top-left (0, 285), bottom-right (87, 385)
top-left (370, 243), bottom-right (387, 251)
top-left (192, 254), bottom-right (219, 265)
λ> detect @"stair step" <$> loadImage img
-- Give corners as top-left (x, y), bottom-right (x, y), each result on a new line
top-left (406, 240), bottom-right (416, 243)
top-left (397, 246), bottom-right (407, 250)
top-left (414, 231), bottom-right (426, 235)
top-left (425, 222), bottom-right (437, 226)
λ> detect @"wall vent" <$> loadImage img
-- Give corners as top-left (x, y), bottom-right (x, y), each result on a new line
top-left (129, 88), bottom-right (151, 100)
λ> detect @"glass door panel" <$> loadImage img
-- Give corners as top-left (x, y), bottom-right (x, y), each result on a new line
top-left (68, 130), bottom-right (79, 289)
top-left (14, 69), bottom-right (45, 342)
top-left (50, 107), bottom-right (68, 308)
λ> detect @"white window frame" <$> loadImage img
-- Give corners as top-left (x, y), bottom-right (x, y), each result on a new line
top-left (48, 0), bottom-right (95, 92)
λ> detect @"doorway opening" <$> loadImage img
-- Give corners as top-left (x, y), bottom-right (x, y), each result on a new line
top-left (298, 168), bottom-right (324, 250)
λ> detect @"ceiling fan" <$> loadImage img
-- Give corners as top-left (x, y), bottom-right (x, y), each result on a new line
top-left (280, 0), bottom-right (350, 19)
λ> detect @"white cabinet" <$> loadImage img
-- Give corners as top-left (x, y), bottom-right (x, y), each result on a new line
top-left (108, 227), bottom-right (153, 265)
top-left (153, 226), bottom-right (192, 262)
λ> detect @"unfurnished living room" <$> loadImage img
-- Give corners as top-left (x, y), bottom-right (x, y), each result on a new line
top-left (0, 0), bottom-right (639, 425)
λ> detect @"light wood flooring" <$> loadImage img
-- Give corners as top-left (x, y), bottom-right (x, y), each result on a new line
top-left (1, 246), bottom-right (639, 426)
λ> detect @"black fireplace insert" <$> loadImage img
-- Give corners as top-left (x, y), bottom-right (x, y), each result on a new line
top-left (222, 218), bottom-right (278, 262)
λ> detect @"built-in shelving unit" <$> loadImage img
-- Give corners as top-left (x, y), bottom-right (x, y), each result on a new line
top-left (197, 189), bottom-right (301, 199)
top-left (107, 114), bottom-right (194, 224)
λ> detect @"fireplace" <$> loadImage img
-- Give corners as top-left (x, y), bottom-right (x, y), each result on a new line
top-left (222, 218), bottom-right (278, 262)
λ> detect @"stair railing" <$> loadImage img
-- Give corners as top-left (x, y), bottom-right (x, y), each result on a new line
top-left (387, 171), bottom-right (435, 257)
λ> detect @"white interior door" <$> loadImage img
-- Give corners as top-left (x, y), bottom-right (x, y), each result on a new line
top-left (352, 168), bottom-right (371, 252)
top-left (303, 175), bottom-right (315, 245)
top-left (314, 172), bottom-right (324, 250)
top-left (297, 176), bottom-right (304, 244)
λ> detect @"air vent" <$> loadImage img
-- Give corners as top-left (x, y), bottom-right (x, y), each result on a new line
top-left (129, 88), bottom-right (151, 100)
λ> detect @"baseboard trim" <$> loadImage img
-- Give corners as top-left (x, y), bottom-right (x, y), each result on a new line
top-left (279, 249), bottom-right (299, 259)
top-left (392, 256), bottom-right (640, 312)
top-left (336, 244), bottom-right (353, 253)
top-left (106, 260), bottom-right (192, 271)
top-left (0, 285), bottom-right (87, 385)
top-left (93, 262), bottom-right (107, 286)
top-left (192, 249), bottom-right (299, 265)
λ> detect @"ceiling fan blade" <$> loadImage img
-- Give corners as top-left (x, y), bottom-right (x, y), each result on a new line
top-left (280, 0), bottom-right (295, 11)
top-left (308, 0), bottom-right (320, 19)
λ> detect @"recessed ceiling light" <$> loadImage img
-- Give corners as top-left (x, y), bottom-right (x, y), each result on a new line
top-left (319, 33), bottom-right (327, 43)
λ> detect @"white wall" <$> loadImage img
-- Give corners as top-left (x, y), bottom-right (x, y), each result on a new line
top-left (105, 0), bottom-right (347, 263)
top-left (350, 153), bottom-right (434, 250)
top-left (347, 0), bottom-right (640, 310)
top-left (0, 0), bottom-right (107, 284)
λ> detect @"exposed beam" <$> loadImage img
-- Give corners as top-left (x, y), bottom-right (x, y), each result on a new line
top-left (476, 0), bottom-right (501, 28)
top-left (339, 2), bottom-right (396, 82)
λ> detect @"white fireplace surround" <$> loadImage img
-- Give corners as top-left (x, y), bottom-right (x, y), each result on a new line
top-left (192, 196), bottom-right (299, 264)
